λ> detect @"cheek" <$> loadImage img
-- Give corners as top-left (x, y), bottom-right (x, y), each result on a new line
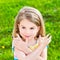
top-left (20, 29), bottom-right (25, 34)
top-left (31, 29), bottom-right (38, 36)
top-left (19, 27), bottom-right (25, 35)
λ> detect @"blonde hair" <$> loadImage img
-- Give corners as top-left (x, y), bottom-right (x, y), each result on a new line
top-left (12, 6), bottom-right (45, 38)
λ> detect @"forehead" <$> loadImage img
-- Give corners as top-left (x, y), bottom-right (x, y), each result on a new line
top-left (20, 19), bottom-right (37, 27)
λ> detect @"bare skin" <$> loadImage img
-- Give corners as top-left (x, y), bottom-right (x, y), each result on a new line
top-left (13, 34), bottom-right (51, 60)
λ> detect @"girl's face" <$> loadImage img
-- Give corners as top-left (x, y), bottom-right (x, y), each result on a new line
top-left (18, 19), bottom-right (40, 40)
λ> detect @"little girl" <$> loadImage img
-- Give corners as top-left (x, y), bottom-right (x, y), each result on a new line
top-left (12, 6), bottom-right (51, 60)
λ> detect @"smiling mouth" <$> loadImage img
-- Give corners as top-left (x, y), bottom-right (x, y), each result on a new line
top-left (24, 35), bottom-right (31, 38)
top-left (25, 36), bottom-right (30, 37)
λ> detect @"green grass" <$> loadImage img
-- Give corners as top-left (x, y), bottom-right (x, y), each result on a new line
top-left (0, 0), bottom-right (60, 60)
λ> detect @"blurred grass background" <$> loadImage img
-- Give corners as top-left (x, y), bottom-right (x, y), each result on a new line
top-left (0, 0), bottom-right (60, 60)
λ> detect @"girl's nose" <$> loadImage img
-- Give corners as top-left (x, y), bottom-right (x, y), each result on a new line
top-left (25, 29), bottom-right (30, 34)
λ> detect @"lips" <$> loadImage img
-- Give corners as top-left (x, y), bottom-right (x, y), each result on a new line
top-left (24, 35), bottom-right (31, 38)
top-left (25, 36), bottom-right (30, 37)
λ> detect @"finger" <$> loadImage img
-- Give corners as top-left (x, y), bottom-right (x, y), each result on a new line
top-left (38, 35), bottom-right (42, 40)
top-left (13, 34), bottom-right (19, 40)
top-left (45, 33), bottom-right (50, 39)
top-left (48, 35), bottom-right (52, 40)
top-left (39, 35), bottom-right (45, 40)
top-left (16, 34), bottom-right (22, 40)
top-left (16, 34), bottom-right (20, 38)
top-left (49, 35), bottom-right (52, 42)
top-left (37, 35), bottom-right (43, 43)
top-left (25, 38), bottom-right (29, 44)
top-left (47, 36), bottom-right (52, 44)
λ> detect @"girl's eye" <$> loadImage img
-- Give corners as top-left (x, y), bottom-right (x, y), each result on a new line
top-left (22, 27), bottom-right (26, 29)
top-left (30, 27), bottom-right (34, 30)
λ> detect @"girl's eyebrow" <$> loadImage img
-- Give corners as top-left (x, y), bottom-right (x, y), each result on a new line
top-left (21, 25), bottom-right (26, 27)
top-left (21, 25), bottom-right (24, 26)
top-left (21, 25), bottom-right (35, 27)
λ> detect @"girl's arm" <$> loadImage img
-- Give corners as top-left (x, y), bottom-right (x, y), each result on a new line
top-left (26, 44), bottom-right (47, 59)
top-left (36, 47), bottom-right (47, 60)
top-left (14, 47), bottom-right (26, 60)
top-left (35, 38), bottom-right (47, 60)
top-left (15, 43), bottom-right (47, 60)
top-left (13, 34), bottom-right (51, 60)
top-left (13, 38), bottom-right (47, 60)
top-left (13, 37), bottom-right (32, 54)
top-left (26, 34), bottom-right (51, 58)
top-left (13, 34), bottom-right (51, 55)
top-left (40, 47), bottom-right (47, 60)
top-left (14, 36), bottom-right (49, 60)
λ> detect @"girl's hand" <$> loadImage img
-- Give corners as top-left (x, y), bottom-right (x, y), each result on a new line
top-left (13, 34), bottom-right (32, 55)
top-left (37, 34), bottom-right (52, 46)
